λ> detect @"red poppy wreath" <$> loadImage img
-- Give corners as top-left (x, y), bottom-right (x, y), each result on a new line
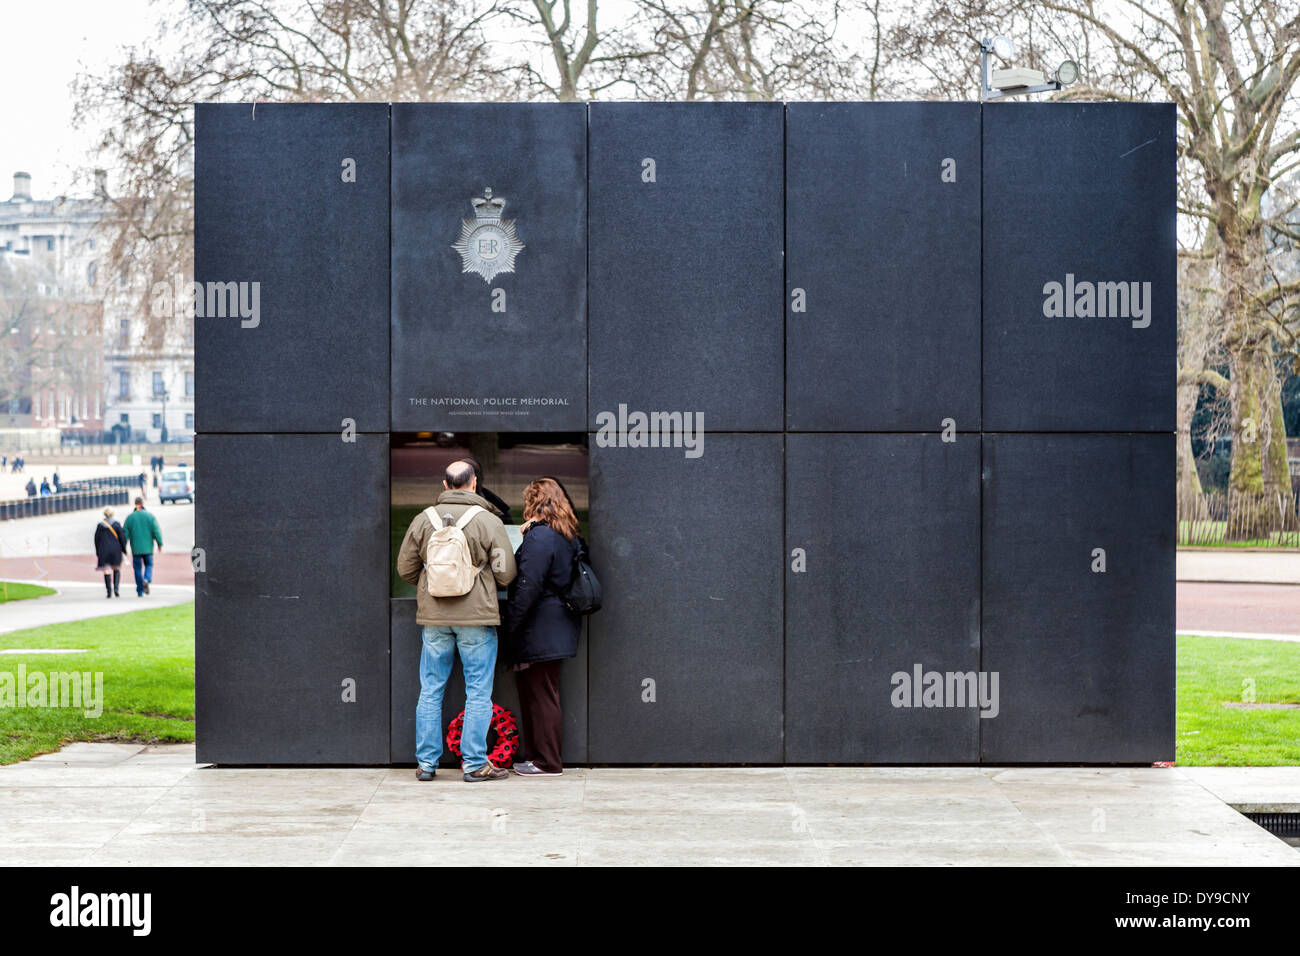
top-left (446, 703), bottom-right (520, 767)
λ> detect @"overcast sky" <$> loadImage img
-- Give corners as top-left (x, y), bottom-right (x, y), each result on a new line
top-left (0, 0), bottom-right (161, 200)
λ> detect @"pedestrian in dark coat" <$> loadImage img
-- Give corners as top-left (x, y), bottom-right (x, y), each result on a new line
top-left (461, 456), bottom-right (513, 524)
top-left (94, 507), bottom-right (126, 598)
top-left (504, 477), bottom-right (583, 776)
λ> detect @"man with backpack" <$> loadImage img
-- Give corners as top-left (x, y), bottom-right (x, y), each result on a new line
top-left (396, 460), bottom-right (518, 783)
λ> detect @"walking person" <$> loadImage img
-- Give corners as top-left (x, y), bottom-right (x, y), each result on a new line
top-left (123, 497), bottom-right (163, 597)
top-left (396, 460), bottom-right (517, 783)
top-left (503, 477), bottom-right (585, 776)
top-left (94, 507), bottom-right (125, 598)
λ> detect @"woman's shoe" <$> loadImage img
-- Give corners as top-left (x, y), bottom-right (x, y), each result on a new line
top-left (512, 760), bottom-right (562, 776)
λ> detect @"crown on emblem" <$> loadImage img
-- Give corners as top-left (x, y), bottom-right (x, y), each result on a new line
top-left (471, 187), bottom-right (506, 220)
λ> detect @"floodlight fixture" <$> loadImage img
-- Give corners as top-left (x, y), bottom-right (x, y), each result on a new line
top-left (979, 38), bottom-right (1080, 100)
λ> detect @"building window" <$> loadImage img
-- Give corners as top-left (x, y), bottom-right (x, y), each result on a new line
top-left (185, 413), bottom-right (194, 430)
top-left (152, 413), bottom-right (162, 429)
top-left (88, 239), bottom-right (96, 251)
top-left (184, 371), bottom-right (194, 397)
top-left (152, 372), bottom-right (164, 397)
top-left (118, 319), bottom-right (129, 348)
top-left (46, 239), bottom-right (54, 251)
top-left (119, 413), bottom-right (129, 424)
top-left (184, 317), bottom-right (194, 346)
top-left (87, 261), bottom-right (97, 287)
top-left (118, 370), bottom-right (130, 399)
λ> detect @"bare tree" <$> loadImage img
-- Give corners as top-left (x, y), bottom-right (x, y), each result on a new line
top-left (610, 0), bottom-right (892, 101)
top-left (897, 0), bottom-right (1300, 538)
top-left (1042, 0), bottom-right (1300, 536)
top-left (73, 0), bottom-right (522, 347)
top-left (0, 263), bottom-right (103, 421)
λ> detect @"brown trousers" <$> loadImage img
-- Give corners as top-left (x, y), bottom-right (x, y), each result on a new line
top-left (515, 659), bottom-right (564, 772)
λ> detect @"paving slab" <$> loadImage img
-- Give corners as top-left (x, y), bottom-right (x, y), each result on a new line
top-left (1176, 766), bottom-right (1300, 811)
top-left (1177, 550), bottom-right (1300, 585)
top-left (0, 744), bottom-right (1294, 866)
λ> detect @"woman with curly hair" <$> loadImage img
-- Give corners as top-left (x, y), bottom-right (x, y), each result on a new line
top-left (504, 477), bottom-right (584, 776)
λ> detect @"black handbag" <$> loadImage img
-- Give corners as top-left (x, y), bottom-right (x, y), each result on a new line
top-left (558, 536), bottom-right (602, 616)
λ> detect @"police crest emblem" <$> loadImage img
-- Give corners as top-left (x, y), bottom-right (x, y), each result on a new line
top-left (451, 187), bottom-right (524, 282)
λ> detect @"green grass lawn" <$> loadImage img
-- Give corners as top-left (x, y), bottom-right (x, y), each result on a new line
top-left (0, 582), bottom-right (56, 603)
top-left (1177, 634), bottom-right (1300, 765)
top-left (0, 602), bottom-right (193, 764)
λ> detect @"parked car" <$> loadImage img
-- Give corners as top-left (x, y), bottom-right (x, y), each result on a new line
top-left (159, 467), bottom-right (196, 504)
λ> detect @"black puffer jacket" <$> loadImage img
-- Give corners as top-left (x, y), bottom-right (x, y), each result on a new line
top-left (504, 522), bottom-right (582, 664)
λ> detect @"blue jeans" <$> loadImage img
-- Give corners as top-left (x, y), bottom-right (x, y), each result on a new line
top-left (132, 553), bottom-right (154, 595)
top-left (416, 625), bottom-right (498, 772)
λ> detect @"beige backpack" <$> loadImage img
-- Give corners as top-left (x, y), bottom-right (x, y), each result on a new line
top-left (422, 505), bottom-right (486, 597)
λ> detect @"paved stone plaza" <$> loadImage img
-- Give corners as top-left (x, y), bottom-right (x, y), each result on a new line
top-left (1, 743), bottom-right (1295, 866)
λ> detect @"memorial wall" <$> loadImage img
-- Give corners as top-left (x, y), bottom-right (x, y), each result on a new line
top-left (194, 100), bottom-right (1175, 765)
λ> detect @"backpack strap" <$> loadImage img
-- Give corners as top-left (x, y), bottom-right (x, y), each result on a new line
top-left (422, 504), bottom-right (485, 529)
top-left (455, 504), bottom-right (486, 529)
top-left (459, 506), bottom-right (490, 574)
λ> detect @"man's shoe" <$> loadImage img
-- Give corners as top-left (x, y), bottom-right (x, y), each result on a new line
top-left (415, 767), bottom-right (436, 782)
top-left (143, 582), bottom-right (150, 595)
top-left (512, 760), bottom-right (562, 776)
top-left (463, 762), bottom-right (509, 783)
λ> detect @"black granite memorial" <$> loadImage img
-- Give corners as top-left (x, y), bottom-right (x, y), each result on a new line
top-left (588, 102), bottom-right (784, 432)
top-left (982, 102), bottom-right (1176, 432)
top-left (391, 103), bottom-right (587, 432)
top-left (786, 103), bottom-right (981, 431)
top-left (194, 102), bottom-right (390, 433)
top-left (980, 433), bottom-right (1176, 763)
top-left (785, 433), bottom-right (981, 763)
top-left (194, 433), bottom-right (390, 764)
top-left (196, 101), bottom-right (1175, 766)
top-left (587, 434), bottom-right (785, 763)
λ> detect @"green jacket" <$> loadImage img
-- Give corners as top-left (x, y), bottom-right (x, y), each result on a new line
top-left (122, 508), bottom-right (163, 555)
top-left (396, 489), bottom-right (518, 627)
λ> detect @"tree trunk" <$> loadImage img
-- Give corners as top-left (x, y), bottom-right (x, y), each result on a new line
top-left (1222, 233), bottom-right (1274, 540)
top-left (1263, 372), bottom-right (1298, 532)
top-left (1176, 376), bottom-right (1204, 519)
